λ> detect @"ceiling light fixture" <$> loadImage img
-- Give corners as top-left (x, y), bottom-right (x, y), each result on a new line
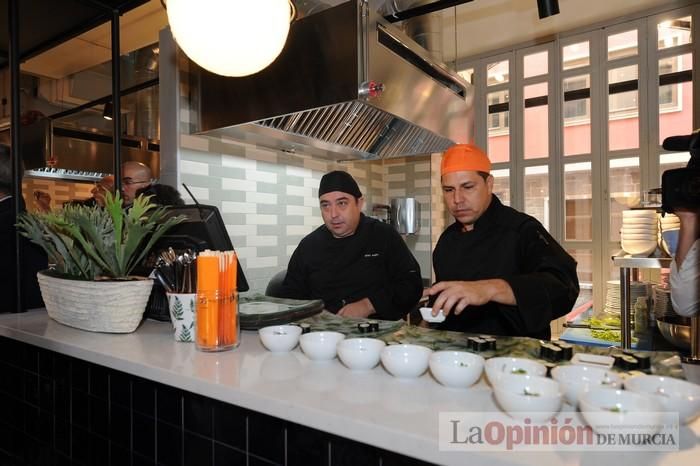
top-left (103, 101), bottom-right (114, 121)
top-left (536, 0), bottom-right (560, 19)
top-left (164, 0), bottom-right (296, 77)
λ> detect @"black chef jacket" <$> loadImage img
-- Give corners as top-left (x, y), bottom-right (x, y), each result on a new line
top-left (0, 197), bottom-right (47, 312)
top-left (433, 195), bottom-right (579, 339)
top-left (279, 214), bottom-right (423, 320)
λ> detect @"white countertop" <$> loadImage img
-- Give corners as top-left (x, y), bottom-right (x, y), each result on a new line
top-left (0, 310), bottom-right (699, 466)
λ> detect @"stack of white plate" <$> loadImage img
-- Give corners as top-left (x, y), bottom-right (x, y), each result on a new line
top-left (603, 280), bottom-right (650, 317)
top-left (621, 210), bottom-right (658, 257)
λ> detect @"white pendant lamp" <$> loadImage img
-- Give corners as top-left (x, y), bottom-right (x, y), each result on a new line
top-left (166, 0), bottom-right (296, 77)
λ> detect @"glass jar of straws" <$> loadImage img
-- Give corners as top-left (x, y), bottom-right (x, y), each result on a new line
top-left (195, 250), bottom-right (240, 352)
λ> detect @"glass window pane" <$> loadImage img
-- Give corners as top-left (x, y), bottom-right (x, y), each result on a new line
top-left (491, 168), bottom-right (510, 206)
top-left (524, 165), bottom-right (549, 229)
top-left (487, 90), bottom-right (510, 163)
top-left (660, 152), bottom-right (691, 184)
top-left (563, 41), bottom-right (590, 70)
top-left (659, 53), bottom-right (693, 145)
top-left (609, 65), bottom-right (639, 151)
top-left (658, 16), bottom-right (692, 50)
top-left (487, 60), bottom-right (509, 86)
top-left (608, 29), bottom-right (638, 60)
top-left (563, 74), bottom-right (591, 156)
top-left (524, 82), bottom-right (548, 159)
top-left (609, 157), bottom-right (641, 242)
top-left (459, 68), bottom-right (474, 85)
top-left (565, 162), bottom-right (592, 241)
top-left (523, 51), bottom-right (548, 79)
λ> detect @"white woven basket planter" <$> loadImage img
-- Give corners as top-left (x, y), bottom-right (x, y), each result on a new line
top-left (37, 271), bottom-right (154, 333)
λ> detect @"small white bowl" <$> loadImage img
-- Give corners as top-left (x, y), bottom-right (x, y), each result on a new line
top-left (337, 338), bottom-right (386, 371)
top-left (429, 351), bottom-right (484, 388)
top-left (381, 344), bottom-right (432, 378)
top-left (299, 331), bottom-right (345, 361)
top-left (492, 374), bottom-right (563, 422)
top-left (551, 365), bottom-right (622, 406)
top-left (258, 325), bottom-right (302, 352)
top-left (420, 307), bottom-right (446, 323)
top-left (579, 388), bottom-right (663, 435)
top-left (485, 357), bottom-right (547, 384)
top-left (621, 239), bottom-right (657, 256)
top-left (624, 375), bottom-right (700, 424)
top-left (622, 210), bottom-right (658, 218)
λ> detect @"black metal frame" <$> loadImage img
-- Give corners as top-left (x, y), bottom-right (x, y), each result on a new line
top-left (9, 0), bottom-right (22, 313)
top-left (383, 0), bottom-right (474, 23)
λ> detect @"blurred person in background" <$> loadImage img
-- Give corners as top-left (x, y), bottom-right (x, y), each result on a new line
top-left (671, 209), bottom-right (700, 317)
top-left (0, 144), bottom-right (46, 311)
top-left (121, 161), bottom-right (154, 206)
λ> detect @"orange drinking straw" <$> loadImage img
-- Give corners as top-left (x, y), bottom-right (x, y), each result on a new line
top-left (197, 253), bottom-right (219, 348)
top-left (228, 252), bottom-right (238, 345)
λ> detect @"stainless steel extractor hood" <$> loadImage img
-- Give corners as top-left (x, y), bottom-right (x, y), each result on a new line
top-left (192, 0), bottom-right (473, 160)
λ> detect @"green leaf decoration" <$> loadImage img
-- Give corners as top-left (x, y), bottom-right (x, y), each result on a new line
top-left (179, 322), bottom-right (193, 342)
top-left (173, 298), bottom-right (184, 320)
top-left (16, 191), bottom-right (185, 280)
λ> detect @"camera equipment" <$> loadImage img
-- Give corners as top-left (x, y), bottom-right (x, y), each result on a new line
top-left (661, 129), bottom-right (700, 212)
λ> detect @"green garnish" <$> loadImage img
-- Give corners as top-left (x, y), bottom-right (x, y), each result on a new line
top-left (523, 388), bottom-right (540, 397)
top-left (511, 368), bottom-right (528, 374)
top-left (604, 406), bottom-right (624, 413)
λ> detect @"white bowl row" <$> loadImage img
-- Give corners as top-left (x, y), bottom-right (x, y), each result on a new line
top-left (259, 327), bottom-right (700, 425)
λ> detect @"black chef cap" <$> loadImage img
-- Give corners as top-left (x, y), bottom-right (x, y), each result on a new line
top-left (662, 129), bottom-right (700, 152)
top-left (318, 170), bottom-right (362, 198)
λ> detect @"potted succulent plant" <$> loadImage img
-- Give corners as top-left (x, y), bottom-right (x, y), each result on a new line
top-left (16, 192), bottom-right (183, 333)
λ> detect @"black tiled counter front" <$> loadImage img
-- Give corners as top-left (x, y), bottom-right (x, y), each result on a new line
top-left (0, 336), bottom-right (428, 466)
top-left (0, 310), bottom-right (699, 466)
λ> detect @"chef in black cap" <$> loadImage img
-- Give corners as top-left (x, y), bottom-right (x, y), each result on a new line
top-left (278, 170), bottom-right (424, 319)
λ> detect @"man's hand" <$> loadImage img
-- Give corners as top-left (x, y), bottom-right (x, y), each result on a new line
top-left (424, 279), bottom-right (516, 317)
top-left (337, 297), bottom-right (375, 318)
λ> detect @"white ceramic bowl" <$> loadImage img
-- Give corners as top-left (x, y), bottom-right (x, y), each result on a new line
top-left (622, 217), bottom-right (658, 225)
top-left (621, 239), bottom-right (657, 256)
top-left (550, 365), bottom-right (622, 406)
top-left (419, 307), bottom-right (446, 323)
top-left (621, 232), bottom-right (658, 240)
top-left (579, 388), bottom-right (663, 435)
top-left (429, 351), bottom-right (485, 388)
top-left (492, 374), bottom-right (563, 422)
top-left (337, 338), bottom-right (386, 371)
top-left (380, 344), bottom-right (432, 378)
top-left (258, 325), bottom-right (303, 352)
top-left (485, 357), bottom-right (547, 384)
top-left (625, 375), bottom-right (700, 424)
top-left (299, 331), bottom-right (345, 361)
top-left (622, 210), bottom-right (658, 219)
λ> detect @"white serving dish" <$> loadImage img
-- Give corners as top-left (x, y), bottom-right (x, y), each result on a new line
top-left (258, 325), bottom-right (303, 352)
top-left (621, 239), bottom-right (657, 256)
top-left (551, 365), bottom-right (622, 406)
top-left (381, 344), bottom-right (432, 378)
top-left (429, 351), bottom-right (484, 388)
top-left (299, 331), bottom-right (345, 361)
top-left (579, 388), bottom-right (663, 435)
top-left (492, 374), bottom-right (563, 422)
top-left (622, 210), bottom-right (658, 218)
top-left (337, 338), bottom-right (386, 371)
top-left (485, 357), bottom-right (547, 384)
top-left (620, 232), bottom-right (658, 239)
top-left (621, 217), bottom-right (658, 225)
top-left (419, 307), bottom-right (446, 323)
top-left (624, 374), bottom-right (700, 424)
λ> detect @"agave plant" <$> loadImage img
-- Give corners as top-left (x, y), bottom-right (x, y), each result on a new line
top-left (17, 192), bottom-right (184, 280)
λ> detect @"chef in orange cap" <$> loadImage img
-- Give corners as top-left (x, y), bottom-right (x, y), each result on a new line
top-left (424, 144), bottom-right (579, 339)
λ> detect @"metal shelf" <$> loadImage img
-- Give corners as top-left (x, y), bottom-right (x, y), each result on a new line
top-left (612, 256), bottom-right (672, 269)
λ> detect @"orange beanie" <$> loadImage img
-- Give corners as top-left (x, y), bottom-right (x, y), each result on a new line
top-left (440, 144), bottom-right (491, 176)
